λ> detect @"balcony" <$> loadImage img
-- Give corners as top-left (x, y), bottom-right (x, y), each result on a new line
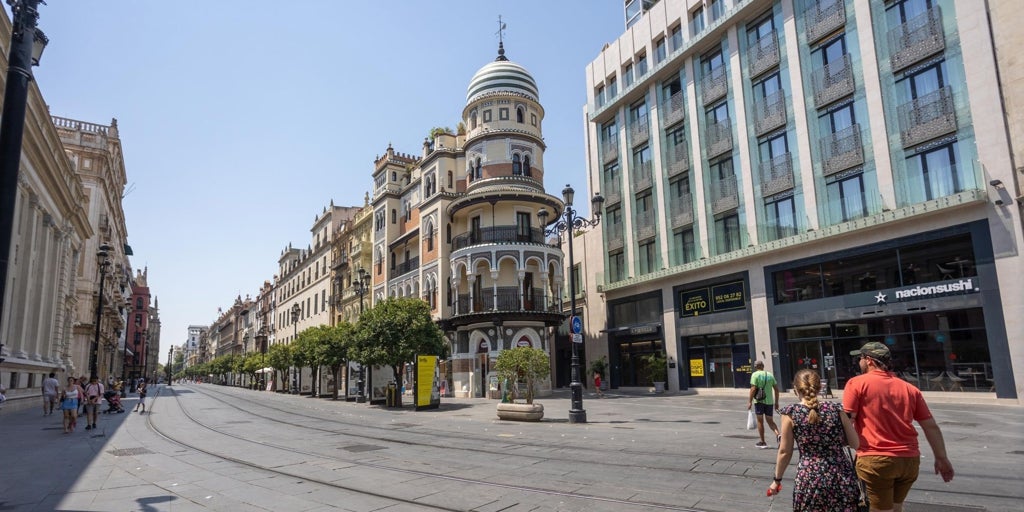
top-left (666, 140), bottom-right (689, 177)
top-left (898, 86), bottom-right (956, 148)
top-left (451, 226), bottom-right (548, 251)
top-left (812, 54), bottom-right (855, 108)
top-left (670, 194), bottom-right (694, 228)
top-left (889, 5), bottom-right (944, 72)
top-left (350, 241), bottom-right (363, 257)
top-left (392, 257), bottom-right (420, 277)
top-left (805, 0), bottom-right (846, 45)
top-left (630, 121), bottom-right (650, 147)
top-left (760, 153), bottom-right (795, 196)
top-left (635, 210), bottom-right (657, 240)
top-left (455, 288), bottom-right (556, 315)
top-left (602, 140), bottom-right (619, 164)
top-left (754, 90), bottom-right (787, 136)
top-left (706, 119), bottom-right (733, 158)
top-left (711, 174), bottom-right (739, 214)
top-left (748, 32), bottom-right (780, 79)
top-left (820, 124), bottom-right (864, 176)
top-left (631, 161), bottom-right (653, 192)
top-left (603, 178), bottom-right (622, 205)
top-left (607, 228), bottom-right (624, 250)
top-left (662, 90), bottom-right (686, 127)
top-left (702, 66), bottom-right (728, 105)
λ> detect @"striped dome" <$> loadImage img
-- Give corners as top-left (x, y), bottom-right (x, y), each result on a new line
top-left (466, 60), bottom-right (538, 103)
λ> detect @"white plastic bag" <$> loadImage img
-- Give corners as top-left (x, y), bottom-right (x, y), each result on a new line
top-left (746, 409), bottom-right (756, 430)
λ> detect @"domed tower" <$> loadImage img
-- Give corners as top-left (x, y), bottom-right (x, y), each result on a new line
top-left (444, 42), bottom-right (565, 398)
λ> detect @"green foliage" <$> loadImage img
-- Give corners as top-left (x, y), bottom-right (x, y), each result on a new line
top-left (353, 297), bottom-right (447, 405)
top-left (428, 126), bottom-right (452, 139)
top-left (267, 343), bottom-right (292, 391)
top-left (641, 352), bottom-right (668, 384)
top-left (495, 347), bottom-right (551, 404)
top-left (589, 357), bottom-right (608, 379)
top-left (320, 322), bottom-right (355, 399)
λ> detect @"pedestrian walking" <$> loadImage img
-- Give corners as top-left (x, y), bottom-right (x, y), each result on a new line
top-left (844, 341), bottom-right (955, 511)
top-left (77, 376), bottom-right (88, 416)
top-left (747, 360), bottom-right (781, 448)
top-left (134, 378), bottom-right (148, 413)
top-left (593, 371), bottom-right (604, 398)
top-left (83, 375), bottom-right (104, 430)
top-left (41, 372), bottom-right (60, 416)
top-left (60, 377), bottom-right (83, 433)
top-left (768, 369), bottom-right (860, 510)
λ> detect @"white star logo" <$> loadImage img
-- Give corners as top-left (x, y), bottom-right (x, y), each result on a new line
top-left (875, 292), bottom-right (887, 304)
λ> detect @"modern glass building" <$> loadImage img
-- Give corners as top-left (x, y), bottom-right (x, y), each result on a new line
top-left (583, 0), bottom-right (1021, 398)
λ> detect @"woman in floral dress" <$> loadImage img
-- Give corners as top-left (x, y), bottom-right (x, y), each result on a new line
top-left (768, 369), bottom-right (860, 511)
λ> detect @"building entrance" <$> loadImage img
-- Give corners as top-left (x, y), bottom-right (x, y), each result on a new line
top-left (615, 339), bottom-right (664, 386)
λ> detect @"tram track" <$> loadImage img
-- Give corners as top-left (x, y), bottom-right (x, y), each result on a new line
top-left (149, 385), bottom-right (709, 511)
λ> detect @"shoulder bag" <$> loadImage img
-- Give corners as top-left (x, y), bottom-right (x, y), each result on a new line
top-left (844, 447), bottom-right (870, 512)
top-left (754, 373), bottom-right (767, 402)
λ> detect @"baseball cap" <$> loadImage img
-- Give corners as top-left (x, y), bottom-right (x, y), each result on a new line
top-left (850, 341), bottom-right (890, 362)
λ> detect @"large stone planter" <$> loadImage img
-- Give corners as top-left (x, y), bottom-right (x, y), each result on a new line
top-left (653, 382), bottom-right (666, 393)
top-left (496, 402), bottom-right (544, 422)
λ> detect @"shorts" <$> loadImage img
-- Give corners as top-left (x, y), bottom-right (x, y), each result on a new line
top-left (856, 455), bottom-right (920, 510)
top-left (85, 400), bottom-right (100, 413)
top-left (753, 402), bottom-right (774, 416)
top-left (44, 393), bottom-right (57, 403)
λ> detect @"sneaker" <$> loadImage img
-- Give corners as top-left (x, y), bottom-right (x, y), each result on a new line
top-left (85, 424), bottom-right (92, 430)
top-left (755, 441), bottom-right (768, 449)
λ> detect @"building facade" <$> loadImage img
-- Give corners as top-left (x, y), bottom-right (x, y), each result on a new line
top-left (583, 0), bottom-right (1022, 399)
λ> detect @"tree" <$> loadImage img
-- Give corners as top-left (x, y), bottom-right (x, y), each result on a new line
top-left (267, 343), bottom-right (292, 392)
top-left (495, 347), bottom-right (551, 404)
top-left (241, 353), bottom-right (263, 389)
top-left (352, 297), bottom-right (447, 407)
top-left (319, 322), bottom-right (355, 400)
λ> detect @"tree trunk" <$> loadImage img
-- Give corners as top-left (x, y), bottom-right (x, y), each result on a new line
top-left (393, 365), bottom-right (403, 407)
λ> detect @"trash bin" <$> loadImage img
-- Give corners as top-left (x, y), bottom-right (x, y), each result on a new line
top-left (386, 382), bottom-right (397, 407)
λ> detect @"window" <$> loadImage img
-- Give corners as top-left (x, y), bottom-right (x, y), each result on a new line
top-left (899, 61), bottom-right (945, 102)
top-left (513, 154), bottom-right (522, 175)
top-left (470, 110), bottom-right (477, 129)
top-left (636, 54), bottom-right (648, 76)
top-left (747, 13), bottom-right (774, 46)
top-left (483, 110), bottom-right (492, 122)
top-left (819, 34), bottom-right (847, 68)
top-left (703, 50), bottom-right (725, 75)
top-left (516, 211), bottom-right (532, 241)
top-left (663, 76), bottom-right (682, 100)
top-left (691, 6), bottom-right (706, 34)
top-left (673, 228), bottom-right (696, 265)
top-left (470, 216), bottom-right (481, 242)
top-left (706, 101), bottom-right (730, 125)
top-left (608, 76), bottom-right (618, 99)
top-left (886, 0), bottom-right (934, 26)
top-left (626, 0), bottom-right (644, 28)
top-left (603, 162), bottom-right (620, 190)
top-left (905, 142), bottom-right (961, 202)
top-left (135, 313), bottom-right (142, 325)
top-left (670, 25), bottom-right (683, 51)
top-left (710, 0), bottom-right (725, 22)
top-left (570, 264), bottom-right (582, 297)
top-left (758, 131), bottom-right (789, 162)
top-left (632, 145), bottom-right (652, 170)
top-left (595, 85), bottom-right (605, 107)
top-left (714, 213), bottom-right (742, 254)
top-left (135, 297), bottom-right (143, 309)
top-left (754, 72), bottom-right (782, 101)
top-left (530, 114), bottom-right (537, 126)
top-left (474, 158), bottom-right (482, 179)
top-left (516, 107), bottom-right (524, 123)
top-left (499, 107), bottom-right (509, 120)
top-left (391, 209), bottom-right (397, 224)
top-left (390, 252), bottom-right (396, 271)
top-left (820, 102), bottom-right (854, 135)
top-left (655, 38), bottom-right (667, 64)
top-left (426, 223), bottom-right (435, 251)
top-left (765, 194), bottom-right (797, 240)
top-left (638, 239), bottom-right (657, 275)
top-left (523, 155), bottom-right (532, 176)
top-left (447, 171), bottom-right (453, 188)
top-left (630, 101), bottom-right (648, 127)
top-left (623, 63), bottom-right (634, 88)
top-left (609, 250), bottom-right (626, 282)
top-left (671, 174), bottom-right (690, 197)
top-left (826, 172), bottom-right (867, 222)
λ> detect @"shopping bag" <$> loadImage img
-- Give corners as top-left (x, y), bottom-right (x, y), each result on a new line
top-left (747, 409), bottom-right (756, 430)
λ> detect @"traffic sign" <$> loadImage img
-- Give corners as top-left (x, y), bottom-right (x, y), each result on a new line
top-left (570, 316), bottom-right (583, 334)
top-left (571, 333), bottom-right (583, 344)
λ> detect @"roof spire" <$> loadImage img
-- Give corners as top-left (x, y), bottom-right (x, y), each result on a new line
top-left (495, 15), bottom-right (508, 61)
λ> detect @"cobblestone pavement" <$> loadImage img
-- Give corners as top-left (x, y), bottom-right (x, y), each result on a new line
top-left (1, 384), bottom-right (1020, 511)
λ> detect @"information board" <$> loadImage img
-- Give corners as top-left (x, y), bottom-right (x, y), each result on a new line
top-left (690, 359), bottom-right (705, 377)
top-left (415, 355), bottom-right (440, 410)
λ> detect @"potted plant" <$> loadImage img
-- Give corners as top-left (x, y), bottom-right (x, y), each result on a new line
top-left (494, 346), bottom-right (550, 421)
top-left (642, 352), bottom-right (668, 393)
top-left (589, 357), bottom-right (608, 390)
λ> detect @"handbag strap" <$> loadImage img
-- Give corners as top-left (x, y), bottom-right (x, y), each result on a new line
top-left (845, 447), bottom-right (869, 502)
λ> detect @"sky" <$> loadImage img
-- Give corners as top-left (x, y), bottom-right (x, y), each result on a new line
top-left (28, 1), bottom-right (625, 362)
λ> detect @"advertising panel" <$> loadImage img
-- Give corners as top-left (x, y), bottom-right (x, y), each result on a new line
top-left (416, 355), bottom-right (440, 410)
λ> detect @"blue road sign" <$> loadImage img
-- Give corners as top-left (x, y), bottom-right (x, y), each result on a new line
top-left (570, 316), bottom-right (583, 334)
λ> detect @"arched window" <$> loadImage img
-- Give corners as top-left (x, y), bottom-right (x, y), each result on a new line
top-left (523, 155), bottom-right (532, 177)
top-left (512, 154), bottom-right (522, 175)
top-left (391, 209), bottom-right (396, 224)
top-left (391, 171), bottom-right (397, 181)
top-left (470, 110), bottom-right (478, 129)
top-left (516, 107), bottom-right (524, 123)
top-left (447, 171), bottom-right (453, 188)
top-left (475, 158), bottom-right (482, 179)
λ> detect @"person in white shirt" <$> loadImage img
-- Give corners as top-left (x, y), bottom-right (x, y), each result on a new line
top-left (41, 372), bottom-right (60, 416)
top-left (82, 375), bottom-right (104, 431)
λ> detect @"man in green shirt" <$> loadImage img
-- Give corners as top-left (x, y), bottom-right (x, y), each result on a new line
top-left (748, 360), bottom-right (781, 449)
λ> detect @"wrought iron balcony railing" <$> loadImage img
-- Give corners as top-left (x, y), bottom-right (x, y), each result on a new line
top-left (754, 90), bottom-right (787, 136)
top-left (805, 0), bottom-right (846, 45)
top-left (760, 153), bottom-right (795, 196)
top-left (706, 119), bottom-right (734, 158)
top-left (748, 32), bottom-right (780, 79)
top-left (451, 226), bottom-right (549, 251)
top-left (812, 54), bottom-right (855, 108)
top-left (898, 86), bottom-right (956, 148)
top-left (711, 174), bottom-right (739, 214)
top-left (820, 124), bottom-right (864, 176)
top-left (889, 5), bottom-right (944, 72)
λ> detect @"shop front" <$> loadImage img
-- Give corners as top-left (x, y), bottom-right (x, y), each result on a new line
top-left (605, 292), bottom-right (664, 389)
top-left (766, 221), bottom-right (1014, 398)
top-left (674, 275), bottom-right (753, 390)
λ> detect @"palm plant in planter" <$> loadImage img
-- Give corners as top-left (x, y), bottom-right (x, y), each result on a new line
top-left (641, 352), bottom-right (669, 393)
top-left (494, 346), bottom-right (550, 421)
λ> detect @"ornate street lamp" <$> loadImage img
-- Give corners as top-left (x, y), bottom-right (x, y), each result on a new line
top-left (290, 303), bottom-right (300, 394)
top-left (89, 243), bottom-right (112, 379)
top-left (353, 267), bottom-right (369, 403)
top-left (538, 184), bottom-right (604, 424)
top-left (255, 327), bottom-right (268, 391)
top-left (167, 347), bottom-right (173, 386)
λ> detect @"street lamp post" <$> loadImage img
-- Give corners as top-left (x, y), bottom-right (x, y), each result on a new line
top-left (89, 243), bottom-right (112, 379)
top-left (256, 327), bottom-right (267, 391)
top-left (0, 0), bottom-right (48, 342)
top-left (538, 184), bottom-right (604, 424)
top-left (167, 347), bottom-right (172, 385)
top-left (353, 268), bottom-right (369, 403)
top-left (290, 303), bottom-right (300, 394)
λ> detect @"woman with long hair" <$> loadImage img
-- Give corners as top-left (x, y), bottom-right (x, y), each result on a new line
top-left (60, 376), bottom-right (84, 434)
top-left (768, 369), bottom-right (860, 511)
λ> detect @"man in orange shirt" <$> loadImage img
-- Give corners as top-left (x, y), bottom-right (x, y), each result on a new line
top-left (843, 342), bottom-right (955, 512)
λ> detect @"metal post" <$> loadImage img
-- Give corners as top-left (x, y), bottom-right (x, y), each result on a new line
top-left (291, 303), bottom-right (299, 394)
top-left (89, 245), bottom-right (110, 379)
top-left (0, 1), bottom-right (47, 344)
top-left (167, 347), bottom-right (172, 385)
top-left (356, 275), bottom-right (366, 403)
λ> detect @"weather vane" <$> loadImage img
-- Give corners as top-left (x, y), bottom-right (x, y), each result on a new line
top-left (496, 15), bottom-right (506, 44)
